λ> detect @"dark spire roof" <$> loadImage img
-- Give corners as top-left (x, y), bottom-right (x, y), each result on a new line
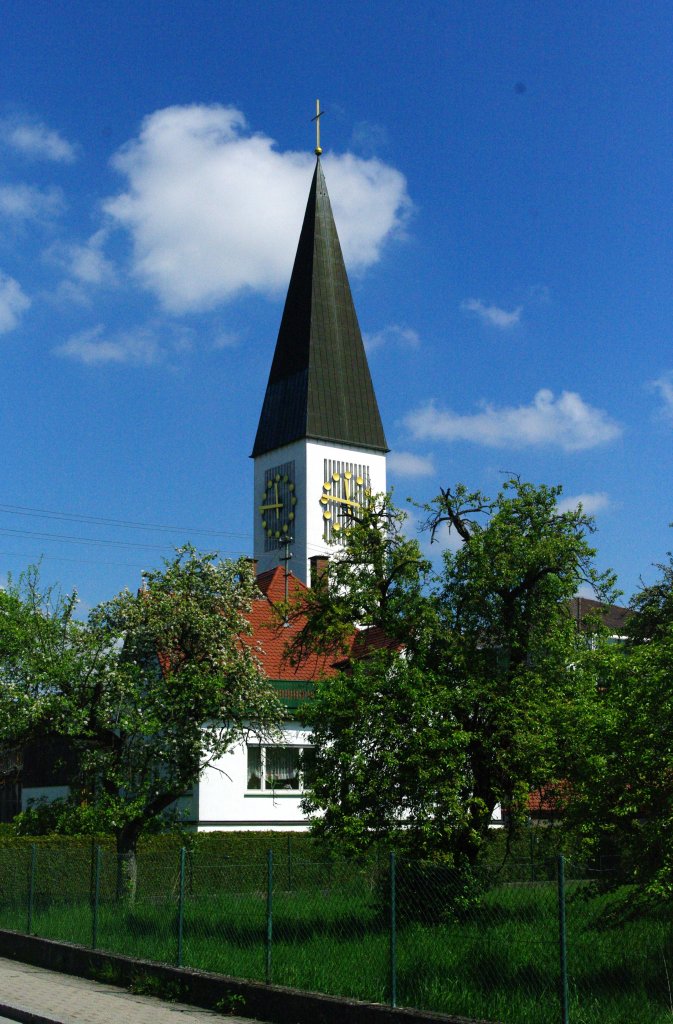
top-left (252, 159), bottom-right (388, 457)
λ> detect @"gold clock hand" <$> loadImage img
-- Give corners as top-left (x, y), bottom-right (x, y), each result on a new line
top-left (323, 497), bottom-right (360, 508)
top-left (260, 481), bottom-right (285, 518)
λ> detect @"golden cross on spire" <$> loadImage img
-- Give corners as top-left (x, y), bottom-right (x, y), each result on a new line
top-left (311, 99), bottom-right (324, 156)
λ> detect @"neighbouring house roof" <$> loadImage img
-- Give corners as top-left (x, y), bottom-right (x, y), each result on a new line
top-left (569, 596), bottom-right (631, 635)
top-left (252, 158), bottom-right (388, 457)
top-left (528, 786), bottom-right (563, 816)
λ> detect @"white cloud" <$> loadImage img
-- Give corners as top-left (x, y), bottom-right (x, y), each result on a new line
top-left (0, 183), bottom-right (65, 221)
top-left (388, 451), bottom-right (435, 478)
top-left (66, 234), bottom-right (116, 286)
top-left (54, 323), bottom-right (194, 366)
top-left (557, 492), bottom-right (610, 516)
top-left (364, 323), bottom-right (420, 353)
top-left (104, 104), bottom-right (411, 314)
top-left (426, 519), bottom-right (465, 553)
top-left (461, 298), bottom-right (522, 329)
top-left (47, 229), bottom-right (116, 286)
top-left (54, 324), bottom-right (161, 366)
top-left (1, 120), bottom-right (76, 163)
top-left (651, 372), bottom-right (673, 421)
top-left (50, 280), bottom-right (94, 307)
top-left (0, 272), bottom-right (30, 333)
top-left (405, 389), bottom-right (622, 452)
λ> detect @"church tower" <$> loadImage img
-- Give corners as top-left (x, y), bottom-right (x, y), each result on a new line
top-left (252, 143), bottom-right (388, 585)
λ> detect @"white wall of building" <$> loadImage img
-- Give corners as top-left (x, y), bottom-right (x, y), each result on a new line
top-left (20, 724), bottom-right (313, 832)
top-left (196, 721), bottom-right (313, 831)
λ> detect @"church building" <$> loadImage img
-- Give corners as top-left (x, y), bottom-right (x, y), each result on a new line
top-left (20, 141), bottom-right (390, 831)
top-left (189, 146), bottom-right (389, 830)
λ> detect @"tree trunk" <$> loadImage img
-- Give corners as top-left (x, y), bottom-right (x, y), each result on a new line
top-left (116, 827), bottom-right (141, 901)
top-left (453, 823), bottom-right (483, 870)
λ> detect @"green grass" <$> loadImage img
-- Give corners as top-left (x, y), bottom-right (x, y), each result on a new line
top-left (1, 862), bottom-right (672, 1024)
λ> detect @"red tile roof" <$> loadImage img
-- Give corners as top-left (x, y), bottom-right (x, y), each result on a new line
top-left (528, 788), bottom-right (559, 813)
top-left (334, 624), bottom-right (402, 667)
top-left (527, 781), bottom-right (572, 816)
top-left (245, 567), bottom-right (339, 681)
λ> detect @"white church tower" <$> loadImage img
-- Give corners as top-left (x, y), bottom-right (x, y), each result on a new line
top-left (252, 149), bottom-right (388, 585)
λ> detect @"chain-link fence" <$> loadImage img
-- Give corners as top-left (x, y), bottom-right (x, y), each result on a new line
top-left (0, 842), bottom-right (670, 1024)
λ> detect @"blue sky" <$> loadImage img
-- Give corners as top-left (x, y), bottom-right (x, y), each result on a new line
top-left (1, 1), bottom-right (672, 610)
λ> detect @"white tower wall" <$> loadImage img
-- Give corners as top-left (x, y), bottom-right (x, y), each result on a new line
top-left (253, 440), bottom-right (386, 585)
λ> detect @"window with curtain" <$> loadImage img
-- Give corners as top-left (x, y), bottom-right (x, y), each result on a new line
top-left (247, 745), bottom-right (316, 791)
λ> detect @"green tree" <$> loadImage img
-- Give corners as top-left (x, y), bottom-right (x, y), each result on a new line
top-left (625, 553), bottom-right (673, 644)
top-left (0, 548), bottom-right (282, 894)
top-left (562, 554), bottom-right (673, 895)
top-left (296, 480), bottom-right (616, 869)
top-left (290, 495), bottom-right (434, 657)
top-left (426, 480), bottom-right (617, 862)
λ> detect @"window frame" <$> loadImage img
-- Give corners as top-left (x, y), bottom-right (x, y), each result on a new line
top-left (246, 743), bottom-right (316, 794)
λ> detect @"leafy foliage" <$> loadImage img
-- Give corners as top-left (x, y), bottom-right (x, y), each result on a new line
top-left (0, 547), bottom-right (282, 888)
top-left (289, 495), bottom-right (434, 658)
top-left (626, 553), bottom-right (673, 644)
top-left (427, 480), bottom-right (617, 847)
top-left (303, 651), bottom-right (470, 859)
top-left (298, 480), bottom-right (617, 869)
top-left (564, 553), bottom-right (673, 896)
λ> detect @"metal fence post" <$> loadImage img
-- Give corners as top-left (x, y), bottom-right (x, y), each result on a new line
top-left (265, 849), bottom-right (273, 984)
top-left (557, 854), bottom-right (569, 1024)
top-left (92, 845), bottom-right (101, 949)
top-left (27, 844), bottom-right (36, 934)
top-left (389, 851), bottom-right (397, 1008)
top-left (177, 846), bottom-right (186, 967)
top-left (529, 823), bottom-right (536, 883)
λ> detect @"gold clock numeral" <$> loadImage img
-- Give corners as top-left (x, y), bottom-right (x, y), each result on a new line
top-left (321, 470), bottom-right (368, 531)
top-left (261, 470), bottom-right (296, 542)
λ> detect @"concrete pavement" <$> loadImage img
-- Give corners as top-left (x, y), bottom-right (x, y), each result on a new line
top-left (0, 956), bottom-right (260, 1024)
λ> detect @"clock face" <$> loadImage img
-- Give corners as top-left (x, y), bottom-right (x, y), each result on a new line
top-left (320, 464), bottom-right (369, 541)
top-left (259, 470), bottom-right (297, 544)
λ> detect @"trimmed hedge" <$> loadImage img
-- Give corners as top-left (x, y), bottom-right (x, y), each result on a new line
top-left (0, 827), bottom-right (570, 905)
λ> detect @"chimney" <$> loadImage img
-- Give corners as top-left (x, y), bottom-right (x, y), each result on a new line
top-left (245, 557), bottom-right (258, 578)
top-left (310, 555), bottom-right (329, 589)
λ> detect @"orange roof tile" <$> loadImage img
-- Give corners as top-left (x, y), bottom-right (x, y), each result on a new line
top-left (245, 567), bottom-right (340, 681)
top-left (528, 784), bottom-right (567, 814)
top-left (332, 624), bottom-right (402, 668)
